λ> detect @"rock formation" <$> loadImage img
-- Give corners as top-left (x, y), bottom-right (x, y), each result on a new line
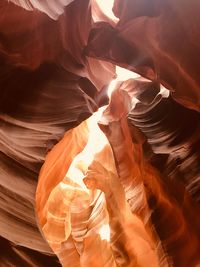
top-left (0, 0), bottom-right (200, 266)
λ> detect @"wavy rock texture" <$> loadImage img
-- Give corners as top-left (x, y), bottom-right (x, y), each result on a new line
top-left (0, 0), bottom-right (200, 266)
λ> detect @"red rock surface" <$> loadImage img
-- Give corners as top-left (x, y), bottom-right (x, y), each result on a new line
top-left (0, 0), bottom-right (200, 266)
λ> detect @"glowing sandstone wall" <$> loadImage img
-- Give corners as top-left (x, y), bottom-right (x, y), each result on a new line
top-left (36, 89), bottom-right (160, 267)
top-left (1, 0), bottom-right (200, 266)
top-left (36, 80), bottom-right (200, 266)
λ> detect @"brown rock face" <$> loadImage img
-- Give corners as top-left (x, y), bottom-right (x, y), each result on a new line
top-left (0, 0), bottom-right (200, 266)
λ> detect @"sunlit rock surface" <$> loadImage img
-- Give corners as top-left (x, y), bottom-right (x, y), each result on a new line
top-left (0, 0), bottom-right (200, 266)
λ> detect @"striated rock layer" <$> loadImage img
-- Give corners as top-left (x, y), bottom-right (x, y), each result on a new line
top-left (0, 0), bottom-right (200, 266)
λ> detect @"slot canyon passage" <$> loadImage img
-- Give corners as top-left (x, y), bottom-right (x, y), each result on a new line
top-left (1, 0), bottom-right (200, 266)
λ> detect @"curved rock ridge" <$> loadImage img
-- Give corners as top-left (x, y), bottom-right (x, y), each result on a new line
top-left (0, 0), bottom-right (200, 266)
top-left (0, 0), bottom-right (114, 264)
top-left (9, 0), bottom-right (75, 19)
top-left (86, 0), bottom-right (200, 112)
top-left (0, 235), bottom-right (61, 267)
top-left (130, 95), bottom-right (200, 202)
top-left (99, 83), bottom-right (200, 267)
